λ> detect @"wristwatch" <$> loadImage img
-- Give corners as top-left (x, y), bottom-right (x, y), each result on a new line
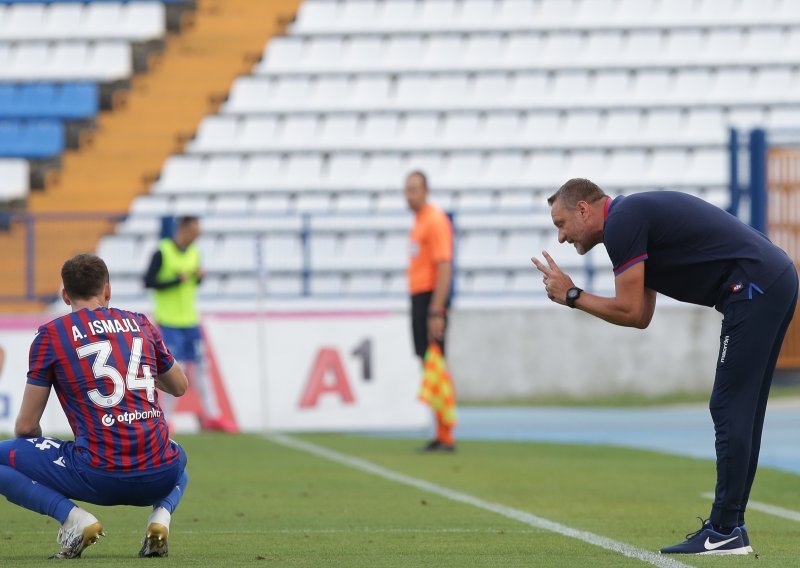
top-left (566, 287), bottom-right (583, 309)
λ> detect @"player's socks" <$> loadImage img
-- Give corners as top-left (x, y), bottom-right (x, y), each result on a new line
top-left (0, 464), bottom-right (74, 522)
top-left (139, 507), bottom-right (171, 558)
top-left (717, 525), bottom-right (736, 535)
top-left (156, 470), bottom-right (189, 514)
top-left (436, 423), bottom-right (455, 446)
top-left (51, 507), bottom-right (104, 559)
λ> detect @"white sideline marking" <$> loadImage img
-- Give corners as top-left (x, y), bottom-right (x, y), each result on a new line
top-left (701, 492), bottom-right (800, 523)
top-left (270, 434), bottom-right (691, 568)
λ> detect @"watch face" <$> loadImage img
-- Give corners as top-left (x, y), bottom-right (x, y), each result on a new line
top-left (568, 288), bottom-right (580, 299)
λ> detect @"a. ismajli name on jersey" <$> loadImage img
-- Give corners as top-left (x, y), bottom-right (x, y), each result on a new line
top-left (71, 318), bottom-right (142, 342)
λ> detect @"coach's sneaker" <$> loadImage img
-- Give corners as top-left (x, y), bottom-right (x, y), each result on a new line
top-left (739, 524), bottom-right (753, 553)
top-left (659, 519), bottom-right (749, 555)
top-left (50, 507), bottom-right (104, 559)
top-left (138, 507), bottom-right (171, 558)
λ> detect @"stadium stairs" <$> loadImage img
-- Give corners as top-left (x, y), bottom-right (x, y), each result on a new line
top-left (0, 0), bottom-right (302, 313)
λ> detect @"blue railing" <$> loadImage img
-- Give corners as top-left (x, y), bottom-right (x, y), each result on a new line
top-left (728, 127), bottom-right (800, 234)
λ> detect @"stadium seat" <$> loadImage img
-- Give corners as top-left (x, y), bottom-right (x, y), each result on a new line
top-left (263, 273), bottom-right (304, 296)
top-left (0, 0), bottom-right (183, 3)
top-left (204, 234), bottom-right (258, 272)
top-left (0, 41), bottom-right (132, 82)
top-left (220, 274), bottom-right (262, 297)
top-left (258, 233), bottom-right (304, 271)
top-left (96, 234), bottom-right (156, 274)
top-left (253, 193), bottom-right (292, 213)
top-left (124, 0), bottom-right (800, 302)
top-left (0, 83), bottom-right (98, 120)
top-left (0, 2), bottom-right (165, 42)
top-left (293, 0), bottom-right (800, 33)
top-left (117, 215), bottom-right (160, 236)
top-left (0, 119), bottom-right (64, 158)
top-left (318, 114), bottom-right (360, 147)
top-left (129, 194), bottom-right (171, 215)
top-left (373, 193), bottom-right (406, 212)
top-left (211, 194), bottom-right (252, 214)
top-left (0, 157), bottom-right (28, 200)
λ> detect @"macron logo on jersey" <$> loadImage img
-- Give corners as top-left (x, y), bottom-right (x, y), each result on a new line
top-left (102, 408), bottom-right (162, 427)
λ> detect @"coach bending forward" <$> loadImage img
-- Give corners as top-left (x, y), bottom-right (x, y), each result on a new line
top-left (532, 178), bottom-right (797, 555)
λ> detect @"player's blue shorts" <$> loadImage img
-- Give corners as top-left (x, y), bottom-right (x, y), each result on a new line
top-left (0, 437), bottom-right (187, 507)
top-left (158, 325), bottom-right (202, 363)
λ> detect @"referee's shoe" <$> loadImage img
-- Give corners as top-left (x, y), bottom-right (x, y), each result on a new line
top-left (660, 519), bottom-right (749, 555)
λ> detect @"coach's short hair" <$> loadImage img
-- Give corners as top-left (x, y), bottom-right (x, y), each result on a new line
top-left (405, 170), bottom-right (429, 189)
top-left (61, 254), bottom-right (109, 300)
top-left (547, 178), bottom-right (607, 208)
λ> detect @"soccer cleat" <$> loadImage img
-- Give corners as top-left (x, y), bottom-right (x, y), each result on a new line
top-left (138, 523), bottom-right (169, 558)
top-left (50, 507), bottom-right (104, 559)
top-left (739, 524), bottom-right (753, 553)
top-left (417, 439), bottom-right (456, 453)
top-left (659, 518), bottom-right (749, 555)
top-left (138, 507), bottom-right (171, 558)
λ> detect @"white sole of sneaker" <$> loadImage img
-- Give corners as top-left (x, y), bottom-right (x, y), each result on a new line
top-left (696, 548), bottom-right (751, 555)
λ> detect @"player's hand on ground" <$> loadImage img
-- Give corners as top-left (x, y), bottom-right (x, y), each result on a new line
top-left (531, 251), bottom-right (575, 306)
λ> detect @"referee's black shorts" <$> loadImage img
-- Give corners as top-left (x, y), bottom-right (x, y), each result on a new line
top-left (411, 291), bottom-right (447, 360)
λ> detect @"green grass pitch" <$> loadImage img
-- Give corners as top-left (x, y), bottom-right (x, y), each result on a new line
top-left (1, 432), bottom-right (798, 566)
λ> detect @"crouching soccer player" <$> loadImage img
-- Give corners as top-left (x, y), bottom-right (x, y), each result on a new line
top-left (0, 254), bottom-right (190, 559)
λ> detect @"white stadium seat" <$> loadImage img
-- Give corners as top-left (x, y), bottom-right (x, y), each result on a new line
top-left (0, 159), bottom-right (29, 201)
top-left (132, 0), bottom-right (800, 301)
top-left (0, 3), bottom-right (164, 41)
top-left (97, 235), bottom-right (156, 275)
top-left (0, 41), bottom-right (131, 82)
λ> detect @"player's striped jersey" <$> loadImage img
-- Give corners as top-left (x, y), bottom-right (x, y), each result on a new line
top-left (27, 307), bottom-right (179, 473)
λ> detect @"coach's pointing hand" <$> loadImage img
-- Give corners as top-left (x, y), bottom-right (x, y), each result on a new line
top-left (531, 251), bottom-right (575, 306)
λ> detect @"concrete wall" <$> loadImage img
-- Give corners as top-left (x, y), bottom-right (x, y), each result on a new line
top-left (447, 303), bottom-right (722, 400)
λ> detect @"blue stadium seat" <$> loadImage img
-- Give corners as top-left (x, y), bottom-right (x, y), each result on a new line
top-left (0, 83), bottom-right (98, 120)
top-left (0, 119), bottom-right (64, 158)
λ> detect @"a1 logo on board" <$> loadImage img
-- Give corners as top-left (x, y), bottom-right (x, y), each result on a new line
top-left (298, 339), bottom-right (373, 409)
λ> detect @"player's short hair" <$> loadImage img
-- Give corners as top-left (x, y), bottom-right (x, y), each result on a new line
top-left (177, 215), bottom-right (199, 228)
top-left (61, 253), bottom-right (109, 300)
top-left (547, 178), bottom-right (607, 208)
top-left (406, 170), bottom-right (429, 189)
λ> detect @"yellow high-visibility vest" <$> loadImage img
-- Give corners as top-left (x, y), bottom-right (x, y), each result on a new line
top-left (153, 238), bottom-right (200, 327)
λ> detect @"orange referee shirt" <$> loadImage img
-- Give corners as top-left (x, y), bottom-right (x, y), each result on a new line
top-left (408, 203), bottom-right (453, 295)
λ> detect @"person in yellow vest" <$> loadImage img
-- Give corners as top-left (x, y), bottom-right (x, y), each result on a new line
top-left (143, 216), bottom-right (235, 433)
top-left (405, 171), bottom-right (457, 452)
